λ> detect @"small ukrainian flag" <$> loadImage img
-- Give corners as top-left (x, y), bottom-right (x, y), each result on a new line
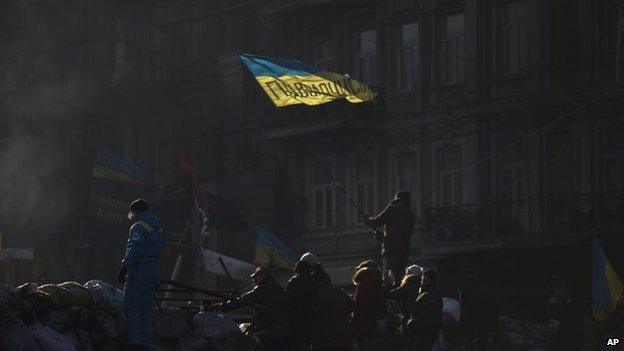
top-left (239, 53), bottom-right (375, 107)
top-left (92, 149), bottom-right (148, 183)
top-left (593, 234), bottom-right (623, 321)
top-left (255, 227), bottom-right (297, 271)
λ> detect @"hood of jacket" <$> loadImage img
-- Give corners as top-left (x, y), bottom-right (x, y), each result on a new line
top-left (135, 211), bottom-right (161, 231)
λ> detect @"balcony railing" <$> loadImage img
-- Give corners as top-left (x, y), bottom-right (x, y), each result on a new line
top-left (422, 190), bottom-right (624, 244)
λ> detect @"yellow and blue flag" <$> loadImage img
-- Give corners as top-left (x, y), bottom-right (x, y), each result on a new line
top-left (593, 234), bottom-right (623, 321)
top-left (92, 149), bottom-right (148, 183)
top-left (239, 53), bottom-right (375, 107)
top-left (255, 227), bottom-right (297, 271)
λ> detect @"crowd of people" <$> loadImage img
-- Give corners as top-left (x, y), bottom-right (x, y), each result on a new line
top-left (218, 252), bottom-right (456, 351)
top-left (214, 190), bottom-right (494, 351)
top-left (117, 193), bottom-right (624, 350)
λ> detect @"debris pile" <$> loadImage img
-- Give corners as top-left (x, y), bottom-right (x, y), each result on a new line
top-left (0, 281), bottom-right (257, 351)
top-left (495, 316), bottom-right (596, 351)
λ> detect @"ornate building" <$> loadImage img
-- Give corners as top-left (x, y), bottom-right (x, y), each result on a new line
top-left (1, 0), bottom-right (624, 311)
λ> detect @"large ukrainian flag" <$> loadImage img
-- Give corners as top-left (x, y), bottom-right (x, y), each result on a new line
top-left (255, 227), bottom-right (297, 271)
top-left (593, 234), bottom-right (623, 321)
top-left (239, 53), bottom-right (375, 107)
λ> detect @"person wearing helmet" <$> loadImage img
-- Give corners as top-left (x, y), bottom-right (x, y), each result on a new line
top-left (117, 198), bottom-right (165, 351)
top-left (221, 266), bottom-right (290, 350)
top-left (388, 264), bottom-right (424, 330)
top-left (407, 268), bottom-right (443, 351)
top-left (300, 252), bottom-right (332, 287)
top-left (365, 190), bottom-right (416, 287)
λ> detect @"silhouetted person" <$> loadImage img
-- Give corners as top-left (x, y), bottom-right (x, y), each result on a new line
top-left (300, 252), bottom-right (332, 287)
top-left (366, 190), bottom-right (415, 287)
top-left (458, 268), bottom-right (499, 350)
top-left (605, 293), bottom-right (624, 337)
top-left (286, 260), bottom-right (319, 350)
top-left (313, 283), bottom-right (353, 351)
top-left (548, 275), bottom-right (586, 351)
top-left (388, 265), bottom-right (423, 330)
top-left (117, 198), bottom-right (164, 351)
top-left (221, 266), bottom-right (290, 351)
top-left (407, 268), bottom-right (442, 351)
top-left (351, 263), bottom-right (385, 351)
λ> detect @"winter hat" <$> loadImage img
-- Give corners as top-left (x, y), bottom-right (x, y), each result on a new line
top-left (405, 264), bottom-right (424, 277)
top-left (129, 198), bottom-right (149, 214)
top-left (394, 190), bottom-right (411, 200)
top-left (294, 260), bottom-right (312, 275)
top-left (300, 252), bottom-right (318, 265)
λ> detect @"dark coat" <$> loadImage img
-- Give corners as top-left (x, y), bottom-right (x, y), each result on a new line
top-left (408, 286), bottom-right (443, 338)
top-left (311, 263), bottom-right (332, 287)
top-left (549, 293), bottom-right (586, 351)
top-left (388, 274), bottom-right (420, 315)
top-left (222, 277), bottom-right (289, 333)
top-left (285, 272), bottom-right (319, 339)
top-left (313, 285), bottom-right (353, 349)
top-left (369, 198), bottom-right (415, 258)
top-left (351, 267), bottom-right (383, 337)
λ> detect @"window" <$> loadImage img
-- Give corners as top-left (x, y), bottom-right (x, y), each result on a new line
top-left (442, 13), bottom-right (465, 84)
top-left (436, 146), bottom-right (463, 206)
top-left (112, 17), bottom-right (127, 85)
top-left (0, 62), bottom-right (17, 92)
top-left (502, 1), bottom-right (528, 74)
top-left (314, 38), bottom-right (336, 71)
top-left (604, 154), bottom-right (624, 190)
top-left (114, 42), bottom-right (126, 72)
top-left (397, 22), bottom-right (419, 92)
top-left (311, 163), bottom-right (335, 228)
top-left (394, 152), bottom-right (420, 215)
top-left (350, 157), bottom-right (375, 224)
top-left (604, 0), bottom-right (621, 57)
top-left (189, 22), bottom-right (203, 62)
top-left (602, 124), bottom-right (624, 190)
top-left (356, 30), bottom-right (376, 86)
top-left (224, 17), bottom-right (244, 53)
top-left (494, 139), bottom-right (526, 225)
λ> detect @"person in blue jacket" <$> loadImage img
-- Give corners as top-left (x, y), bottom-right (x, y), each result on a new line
top-left (117, 198), bottom-right (165, 350)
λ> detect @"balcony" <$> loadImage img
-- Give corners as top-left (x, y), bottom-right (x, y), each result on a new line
top-left (422, 190), bottom-right (624, 245)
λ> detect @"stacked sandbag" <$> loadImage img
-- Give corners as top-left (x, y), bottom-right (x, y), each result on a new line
top-left (82, 280), bottom-right (124, 318)
top-left (64, 329), bottom-right (92, 351)
top-left (0, 283), bottom-right (16, 312)
top-left (0, 316), bottom-right (41, 351)
top-left (497, 316), bottom-right (558, 350)
top-left (90, 310), bottom-right (122, 340)
top-left (40, 309), bottom-right (69, 333)
top-left (191, 311), bottom-right (239, 341)
top-left (30, 324), bottom-right (77, 351)
top-left (0, 280), bottom-right (262, 351)
top-left (0, 281), bottom-right (120, 351)
top-left (174, 310), bottom-right (247, 351)
top-left (38, 282), bottom-right (93, 310)
top-left (154, 308), bottom-right (191, 340)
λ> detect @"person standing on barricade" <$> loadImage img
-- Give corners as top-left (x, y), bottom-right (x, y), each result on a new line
top-left (407, 268), bottom-right (443, 351)
top-left (220, 266), bottom-right (291, 351)
top-left (117, 198), bottom-right (165, 351)
top-left (365, 190), bottom-right (416, 288)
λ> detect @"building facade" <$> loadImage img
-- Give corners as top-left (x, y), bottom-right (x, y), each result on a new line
top-left (1, 0), bottom-right (624, 303)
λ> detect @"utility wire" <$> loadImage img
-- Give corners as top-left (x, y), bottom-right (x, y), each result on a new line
top-left (307, 87), bottom-right (623, 250)
top-left (157, 0), bottom-right (622, 251)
